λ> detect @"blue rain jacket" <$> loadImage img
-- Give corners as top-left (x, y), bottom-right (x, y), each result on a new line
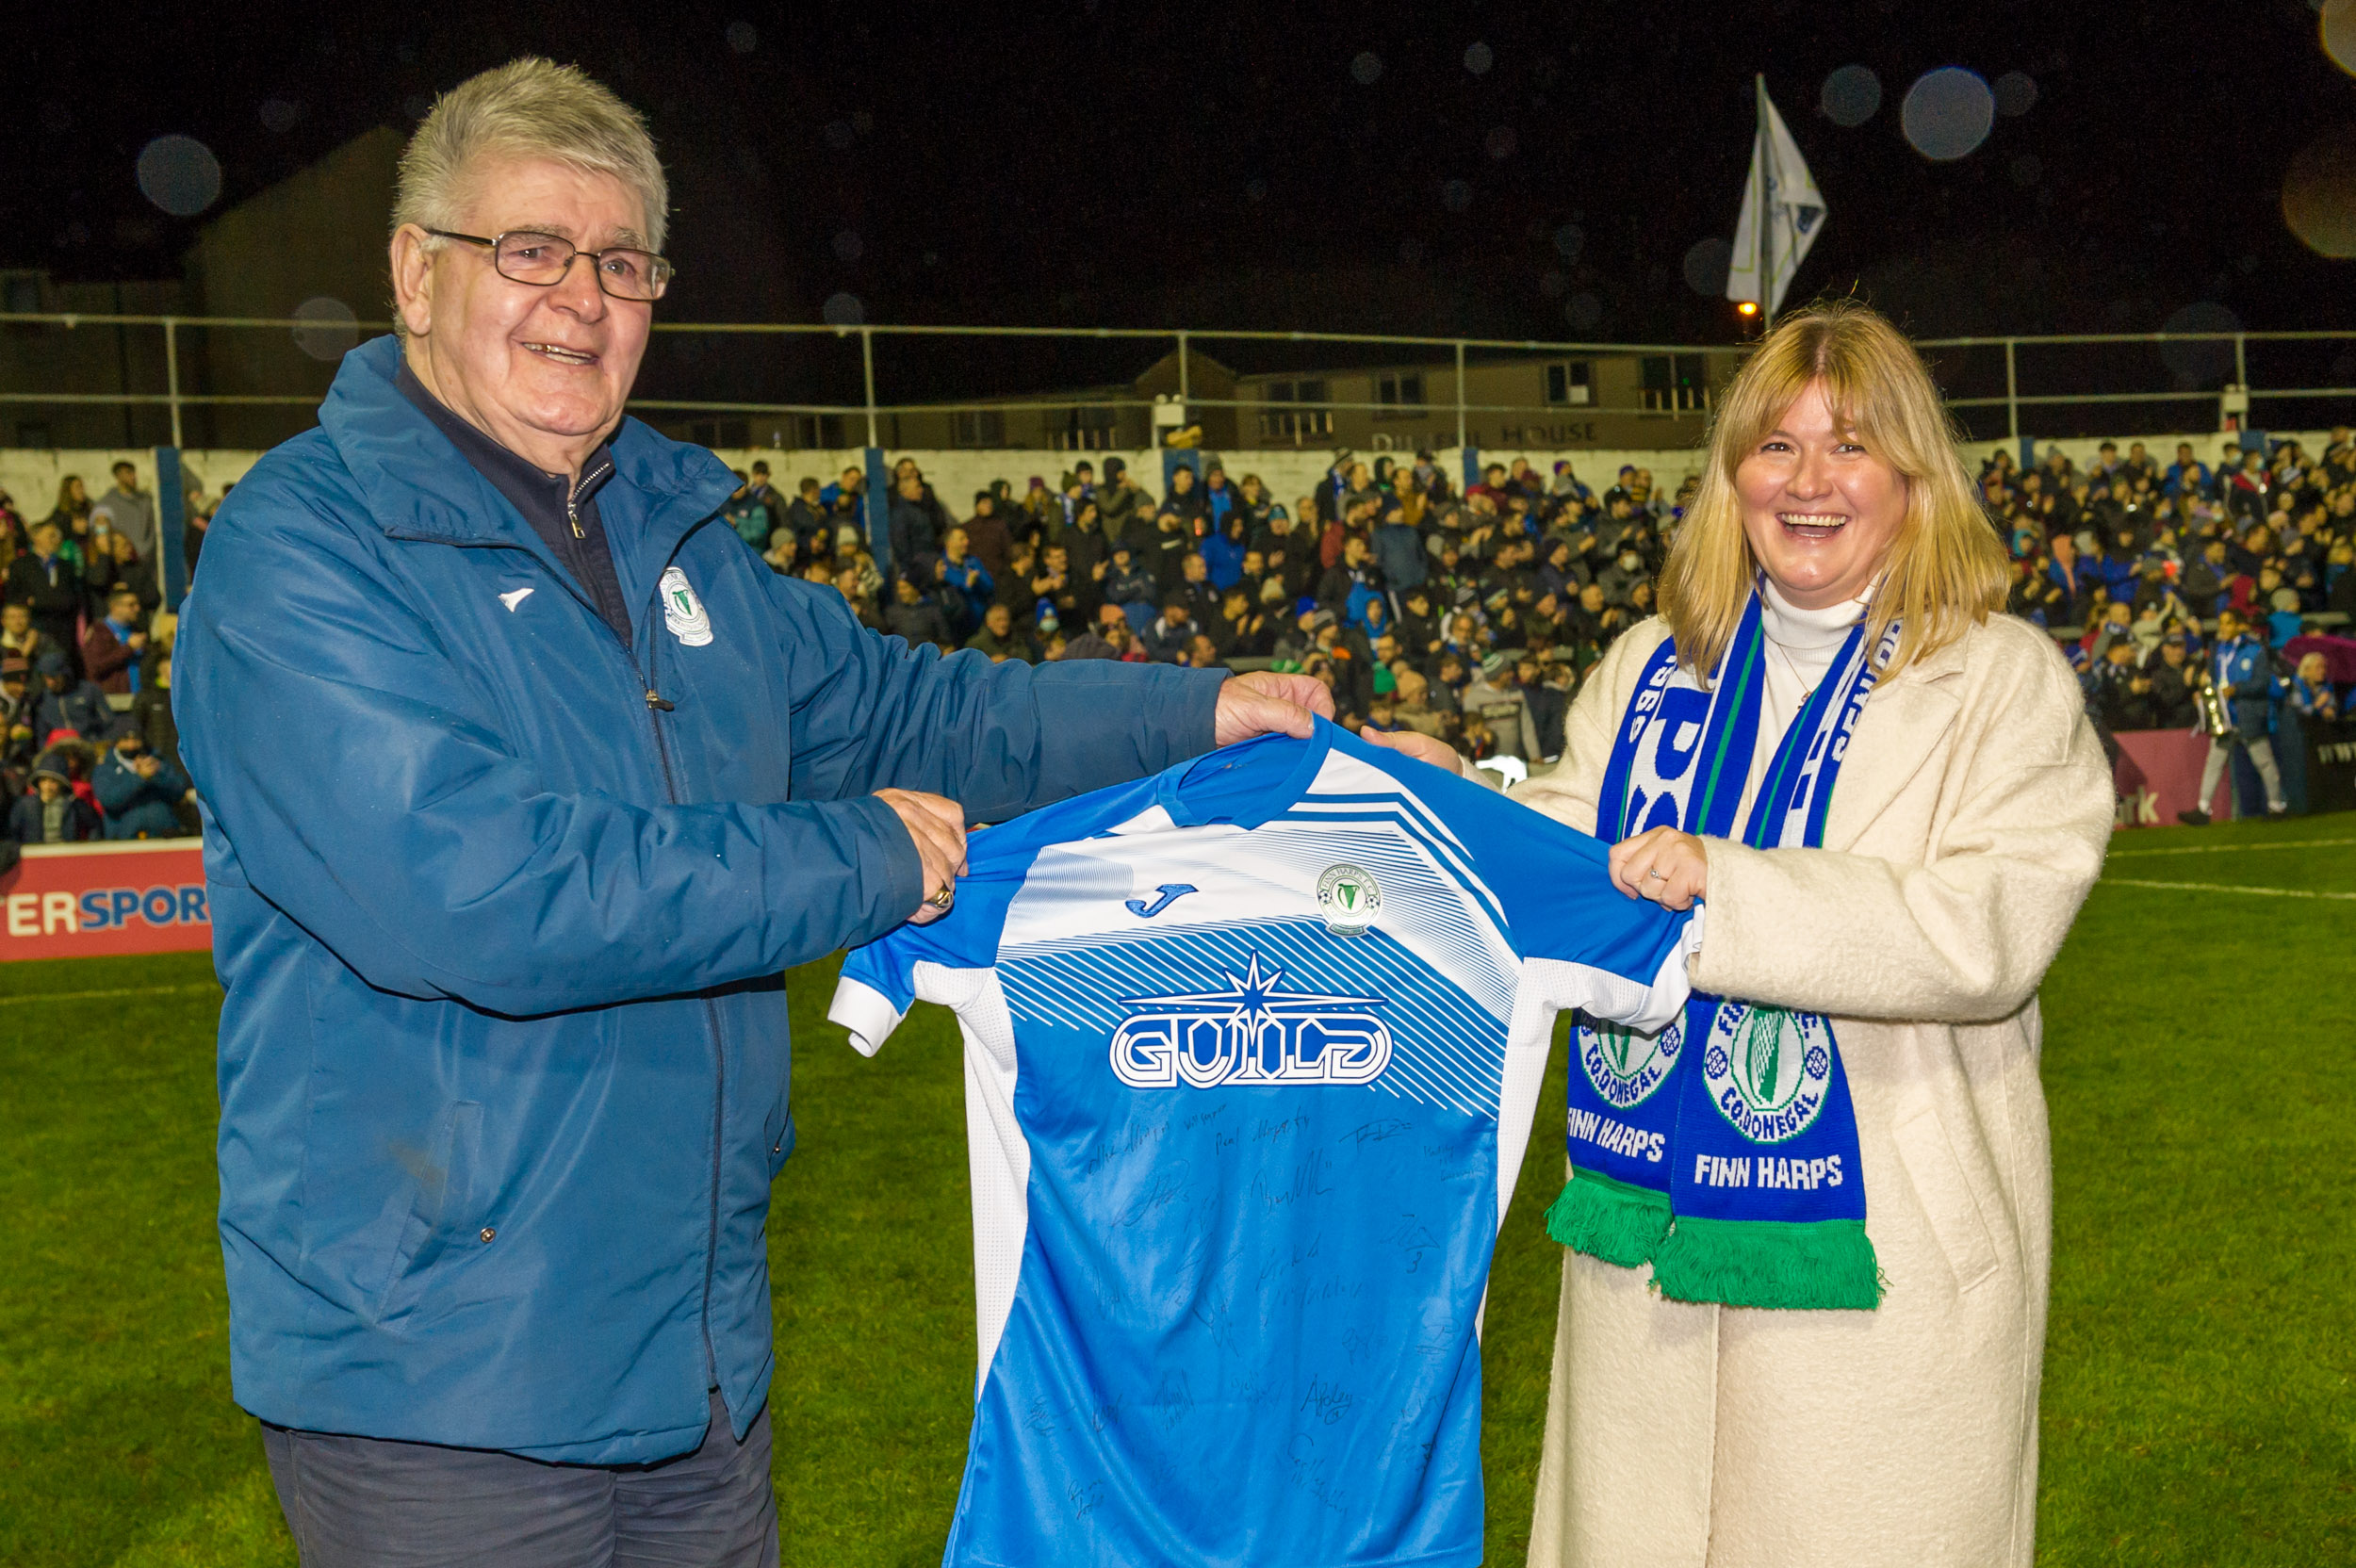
top-left (173, 336), bottom-right (1227, 1463)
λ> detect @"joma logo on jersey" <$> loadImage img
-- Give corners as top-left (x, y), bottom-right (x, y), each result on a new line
top-left (1110, 954), bottom-right (1392, 1089)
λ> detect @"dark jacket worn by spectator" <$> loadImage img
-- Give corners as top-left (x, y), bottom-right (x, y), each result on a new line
top-left (85, 544), bottom-right (163, 622)
top-left (785, 494), bottom-right (828, 551)
top-left (1140, 610), bottom-right (1198, 664)
top-left (1162, 467), bottom-right (1209, 531)
top-left (960, 501), bottom-right (1013, 582)
top-left (1104, 555), bottom-right (1159, 620)
top-left (2146, 659), bottom-right (2201, 730)
top-left (962, 622), bottom-right (1036, 663)
top-left (1053, 515), bottom-right (1110, 590)
top-left (883, 590), bottom-right (955, 649)
top-left (132, 678), bottom-right (184, 773)
top-left (7, 547), bottom-right (83, 656)
top-left (1372, 519), bottom-right (1426, 593)
top-left (30, 656), bottom-right (109, 743)
top-left (9, 776), bottom-right (99, 843)
top-left (1522, 677), bottom-right (1568, 760)
top-left (93, 738), bottom-right (193, 838)
top-left (887, 490), bottom-right (941, 580)
top-left (1095, 459), bottom-right (1142, 540)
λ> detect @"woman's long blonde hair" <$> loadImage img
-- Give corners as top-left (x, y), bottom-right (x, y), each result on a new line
top-left (1657, 300), bottom-right (2009, 684)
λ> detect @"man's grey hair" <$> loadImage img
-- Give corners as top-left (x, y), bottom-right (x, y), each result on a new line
top-left (394, 57), bottom-right (668, 253)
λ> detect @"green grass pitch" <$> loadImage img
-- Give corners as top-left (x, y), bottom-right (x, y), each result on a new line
top-left (2, 814), bottom-right (2351, 1564)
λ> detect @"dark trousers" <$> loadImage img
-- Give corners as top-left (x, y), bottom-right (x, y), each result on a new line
top-left (262, 1389), bottom-right (778, 1568)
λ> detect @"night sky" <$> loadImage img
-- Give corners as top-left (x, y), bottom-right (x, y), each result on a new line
top-left (11, 0), bottom-right (2356, 363)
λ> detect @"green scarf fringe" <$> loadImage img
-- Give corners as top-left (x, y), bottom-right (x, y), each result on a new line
top-left (1650, 1215), bottom-right (1885, 1311)
top-left (1543, 1168), bottom-right (1670, 1269)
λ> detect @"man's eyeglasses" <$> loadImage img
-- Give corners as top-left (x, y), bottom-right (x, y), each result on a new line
top-left (424, 228), bottom-right (673, 302)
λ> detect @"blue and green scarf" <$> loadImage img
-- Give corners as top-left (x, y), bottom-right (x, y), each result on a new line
top-left (1546, 590), bottom-right (1889, 1310)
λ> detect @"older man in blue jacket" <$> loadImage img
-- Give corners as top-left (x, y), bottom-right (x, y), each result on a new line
top-left (173, 59), bottom-right (1325, 1566)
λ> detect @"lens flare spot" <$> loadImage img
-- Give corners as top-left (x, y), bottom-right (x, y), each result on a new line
top-left (1901, 68), bottom-right (1995, 162)
top-left (136, 136), bottom-right (221, 218)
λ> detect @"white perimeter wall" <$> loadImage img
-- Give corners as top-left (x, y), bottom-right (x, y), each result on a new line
top-left (0, 430), bottom-right (2315, 524)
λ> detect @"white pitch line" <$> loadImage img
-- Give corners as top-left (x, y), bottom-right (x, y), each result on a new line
top-left (0, 981), bottom-right (221, 1007)
top-left (2101, 877), bottom-right (2356, 902)
top-left (2108, 837), bottom-right (2356, 858)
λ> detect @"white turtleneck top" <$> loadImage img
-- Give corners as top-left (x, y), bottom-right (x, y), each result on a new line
top-left (1741, 579), bottom-right (1872, 822)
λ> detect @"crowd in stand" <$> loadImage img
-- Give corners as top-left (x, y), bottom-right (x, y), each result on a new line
top-left (0, 460), bottom-right (200, 844)
top-left (728, 449), bottom-right (1695, 769)
top-left (723, 427), bottom-right (2355, 789)
top-left (4, 424), bottom-right (2351, 845)
top-left (1984, 433), bottom-right (2350, 792)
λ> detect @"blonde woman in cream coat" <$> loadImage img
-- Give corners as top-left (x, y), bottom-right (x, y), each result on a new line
top-left (1364, 302), bottom-right (2113, 1566)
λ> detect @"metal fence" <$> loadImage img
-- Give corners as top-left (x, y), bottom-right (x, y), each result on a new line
top-left (3, 310), bottom-right (2354, 452)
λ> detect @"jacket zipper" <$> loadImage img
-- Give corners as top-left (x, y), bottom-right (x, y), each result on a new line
top-left (634, 582), bottom-right (729, 1388)
top-left (567, 458), bottom-right (612, 541)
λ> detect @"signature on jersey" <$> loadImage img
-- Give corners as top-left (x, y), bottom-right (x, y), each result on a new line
top-left (1110, 954), bottom-right (1392, 1089)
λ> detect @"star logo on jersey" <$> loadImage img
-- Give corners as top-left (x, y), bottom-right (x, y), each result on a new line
top-left (1108, 954), bottom-right (1392, 1089)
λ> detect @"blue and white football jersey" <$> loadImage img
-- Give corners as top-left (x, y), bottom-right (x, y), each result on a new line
top-left (829, 722), bottom-right (1696, 1568)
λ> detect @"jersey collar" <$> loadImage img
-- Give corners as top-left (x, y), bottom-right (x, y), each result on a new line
top-left (1152, 718), bottom-right (1336, 831)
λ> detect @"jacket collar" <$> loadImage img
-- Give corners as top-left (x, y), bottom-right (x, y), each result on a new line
top-left (319, 336), bottom-right (736, 570)
top-left (394, 357), bottom-right (617, 534)
top-left (1823, 621), bottom-right (1974, 848)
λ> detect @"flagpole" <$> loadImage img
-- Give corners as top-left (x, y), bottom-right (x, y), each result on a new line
top-left (1756, 74), bottom-right (1774, 330)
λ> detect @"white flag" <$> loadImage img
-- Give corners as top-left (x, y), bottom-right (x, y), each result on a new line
top-left (1726, 77), bottom-right (1824, 319)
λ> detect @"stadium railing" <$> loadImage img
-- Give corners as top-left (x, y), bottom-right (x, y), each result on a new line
top-left (5, 312), bottom-right (2356, 451)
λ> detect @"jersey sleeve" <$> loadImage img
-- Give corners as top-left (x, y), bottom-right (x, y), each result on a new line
top-left (827, 769), bottom-right (1173, 1054)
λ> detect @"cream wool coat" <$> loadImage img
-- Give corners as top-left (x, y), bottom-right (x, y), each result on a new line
top-left (1513, 611), bottom-right (2113, 1568)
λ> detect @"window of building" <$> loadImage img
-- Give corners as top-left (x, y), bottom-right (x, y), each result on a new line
top-left (1256, 379), bottom-right (1334, 444)
top-left (2, 275), bottom-right (41, 316)
top-left (1375, 372), bottom-right (1425, 417)
top-left (689, 418), bottom-right (751, 449)
top-left (1052, 403), bottom-right (1121, 451)
top-left (1544, 362), bottom-right (1593, 407)
top-left (952, 409), bottom-right (1007, 448)
top-left (1641, 354), bottom-right (1710, 414)
top-left (789, 414), bottom-right (851, 449)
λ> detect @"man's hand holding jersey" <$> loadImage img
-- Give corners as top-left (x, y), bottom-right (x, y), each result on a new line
top-left (1211, 670), bottom-right (1334, 746)
top-left (876, 789), bottom-right (970, 925)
